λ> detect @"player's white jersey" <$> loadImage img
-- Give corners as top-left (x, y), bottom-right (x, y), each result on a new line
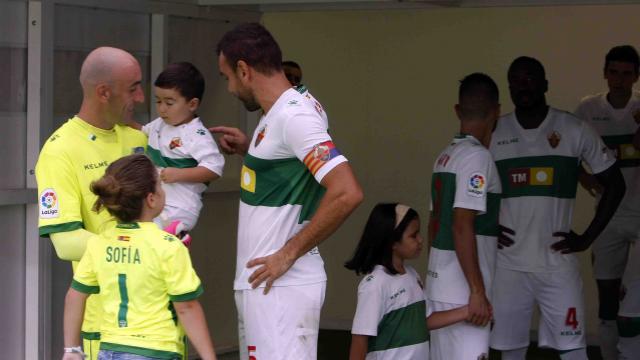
top-left (143, 117), bottom-right (225, 215)
top-left (426, 135), bottom-right (501, 304)
top-left (352, 265), bottom-right (429, 360)
top-left (235, 88), bottom-right (347, 290)
top-left (575, 91), bottom-right (640, 219)
top-left (295, 84), bottom-right (328, 126)
top-left (490, 108), bottom-right (615, 272)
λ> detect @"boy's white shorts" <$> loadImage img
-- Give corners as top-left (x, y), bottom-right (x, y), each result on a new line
top-left (154, 204), bottom-right (199, 231)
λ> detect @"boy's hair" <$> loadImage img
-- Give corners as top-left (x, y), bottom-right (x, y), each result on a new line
top-left (458, 72), bottom-right (499, 120)
top-left (604, 45), bottom-right (640, 74)
top-left (282, 60), bottom-right (301, 70)
top-left (91, 154), bottom-right (158, 223)
top-left (344, 203), bottom-right (419, 276)
top-left (216, 22), bottom-right (282, 75)
top-left (154, 61), bottom-right (205, 102)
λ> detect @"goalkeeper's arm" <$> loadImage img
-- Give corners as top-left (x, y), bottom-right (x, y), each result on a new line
top-left (50, 229), bottom-right (95, 261)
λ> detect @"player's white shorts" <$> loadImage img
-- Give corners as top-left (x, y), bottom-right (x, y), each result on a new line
top-left (235, 282), bottom-right (326, 360)
top-left (592, 217), bottom-right (640, 280)
top-left (490, 267), bottom-right (586, 351)
top-left (153, 204), bottom-right (199, 231)
top-left (428, 300), bottom-right (490, 360)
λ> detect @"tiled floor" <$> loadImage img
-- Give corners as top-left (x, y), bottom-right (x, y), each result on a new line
top-left (214, 329), bottom-right (604, 359)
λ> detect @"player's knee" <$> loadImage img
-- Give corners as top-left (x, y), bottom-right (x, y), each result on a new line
top-left (600, 302), bottom-right (619, 320)
top-left (598, 279), bottom-right (622, 320)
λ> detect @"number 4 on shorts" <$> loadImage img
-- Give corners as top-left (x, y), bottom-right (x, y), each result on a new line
top-left (565, 307), bottom-right (578, 330)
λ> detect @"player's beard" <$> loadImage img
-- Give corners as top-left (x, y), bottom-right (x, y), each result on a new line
top-left (238, 89), bottom-right (261, 112)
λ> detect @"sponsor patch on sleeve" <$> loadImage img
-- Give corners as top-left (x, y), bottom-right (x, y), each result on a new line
top-left (467, 173), bottom-right (486, 198)
top-left (303, 141), bottom-right (342, 176)
top-left (39, 188), bottom-right (60, 219)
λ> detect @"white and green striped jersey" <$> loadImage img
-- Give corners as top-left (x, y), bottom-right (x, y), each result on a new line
top-left (490, 108), bottom-right (616, 272)
top-left (143, 117), bottom-right (225, 215)
top-left (351, 265), bottom-right (429, 360)
top-left (575, 91), bottom-right (640, 219)
top-left (234, 88), bottom-right (347, 290)
top-left (426, 135), bottom-right (501, 305)
top-left (295, 84), bottom-right (328, 125)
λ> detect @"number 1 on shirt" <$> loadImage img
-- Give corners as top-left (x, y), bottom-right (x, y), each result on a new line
top-left (118, 273), bottom-right (129, 328)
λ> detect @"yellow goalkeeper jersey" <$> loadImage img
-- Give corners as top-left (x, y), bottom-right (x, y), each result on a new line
top-left (35, 115), bottom-right (147, 338)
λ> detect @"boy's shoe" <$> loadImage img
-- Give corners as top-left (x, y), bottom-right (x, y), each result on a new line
top-left (163, 220), bottom-right (192, 248)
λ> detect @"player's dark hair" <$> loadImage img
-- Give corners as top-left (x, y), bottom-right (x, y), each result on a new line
top-left (508, 56), bottom-right (546, 80)
top-left (345, 203), bottom-right (419, 276)
top-left (605, 45), bottom-right (640, 74)
top-left (283, 60), bottom-right (302, 86)
top-left (154, 61), bottom-right (205, 102)
top-left (91, 154), bottom-right (158, 223)
top-left (282, 60), bottom-right (300, 69)
top-left (216, 22), bottom-right (282, 75)
top-left (458, 72), bottom-right (499, 120)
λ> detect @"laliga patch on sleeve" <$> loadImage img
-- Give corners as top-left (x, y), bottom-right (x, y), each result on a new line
top-left (39, 188), bottom-right (60, 218)
top-left (467, 172), bottom-right (486, 198)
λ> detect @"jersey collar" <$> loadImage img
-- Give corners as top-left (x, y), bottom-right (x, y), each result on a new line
top-left (452, 133), bottom-right (481, 145)
top-left (71, 116), bottom-right (118, 139)
top-left (116, 222), bottom-right (141, 229)
top-left (115, 222), bottom-right (158, 231)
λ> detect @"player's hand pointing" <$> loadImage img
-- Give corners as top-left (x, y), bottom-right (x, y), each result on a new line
top-left (209, 126), bottom-right (249, 156)
top-left (497, 225), bottom-right (516, 249)
top-left (247, 249), bottom-right (296, 294)
top-left (551, 230), bottom-right (591, 253)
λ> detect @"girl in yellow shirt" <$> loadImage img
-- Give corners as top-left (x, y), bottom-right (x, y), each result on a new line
top-left (62, 154), bottom-right (217, 360)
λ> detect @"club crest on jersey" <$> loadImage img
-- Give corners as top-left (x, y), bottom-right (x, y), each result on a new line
top-left (467, 173), bottom-right (486, 197)
top-left (169, 137), bottom-right (182, 150)
top-left (547, 131), bottom-right (561, 148)
top-left (255, 125), bottom-right (266, 147)
top-left (132, 146), bottom-right (144, 154)
top-left (303, 141), bottom-right (341, 176)
top-left (39, 188), bottom-right (59, 219)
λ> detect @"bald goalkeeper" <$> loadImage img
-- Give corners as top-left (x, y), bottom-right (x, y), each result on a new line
top-left (35, 47), bottom-right (146, 359)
